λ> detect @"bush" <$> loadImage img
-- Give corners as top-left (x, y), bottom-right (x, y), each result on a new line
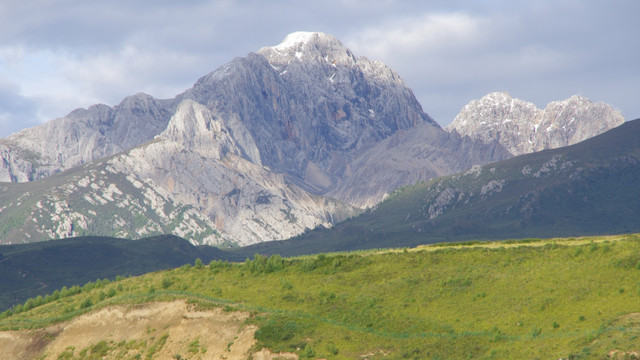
top-left (80, 298), bottom-right (93, 309)
top-left (255, 317), bottom-right (300, 345)
top-left (209, 260), bottom-right (231, 272)
top-left (107, 287), bottom-right (117, 298)
top-left (300, 259), bottom-right (316, 272)
top-left (302, 344), bottom-right (315, 359)
top-left (90, 340), bottom-right (110, 357)
top-left (280, 278), bottom-right (293, 290)
top-left (246, 254), bottom-right (286, 274)
top-left (266, 254), bottom-right (284, 273)
top-left (162, 277), bottom-right (173, 289)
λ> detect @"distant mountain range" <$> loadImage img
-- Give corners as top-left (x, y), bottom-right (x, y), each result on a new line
top-left (1, 117), bottom-right (638, 310)
top-left (0, 32), bottom-right (625, 246)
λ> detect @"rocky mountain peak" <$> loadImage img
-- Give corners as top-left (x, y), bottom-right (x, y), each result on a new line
top-left (160, 99), bottom-right (241, 160)
top-left (258, 31), bottom-right (357, 67)
top-left (447, 92), bottom-right (625, 156)
top-left (449, 92), bottom-right (539, 130)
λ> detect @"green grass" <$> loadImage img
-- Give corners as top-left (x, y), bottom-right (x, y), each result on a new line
top-left (3, 234), bottom-right (640, 359)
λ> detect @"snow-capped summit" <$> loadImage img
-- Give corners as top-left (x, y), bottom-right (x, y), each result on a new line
top-left (271, 31), bottom-right (319, 51)
top-left (258, 31), bottom-right (357, 66)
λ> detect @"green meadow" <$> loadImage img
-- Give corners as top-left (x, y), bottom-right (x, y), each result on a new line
top-left (3, 234), bottom-right (640, 359)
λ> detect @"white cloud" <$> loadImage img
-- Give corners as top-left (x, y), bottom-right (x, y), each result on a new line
top-left (346, 13), bottom-right (485, 60)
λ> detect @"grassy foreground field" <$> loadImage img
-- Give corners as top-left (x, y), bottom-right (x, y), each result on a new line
top-left (3, 234), bottom-right (640, 359)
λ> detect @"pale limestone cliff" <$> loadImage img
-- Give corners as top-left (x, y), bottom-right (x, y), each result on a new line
top-left (447, 92), bottom-right (624, 156)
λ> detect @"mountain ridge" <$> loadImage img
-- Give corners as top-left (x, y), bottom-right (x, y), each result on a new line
top-left (234, 118), bottom-right (640, 257)
top-left (447, 91), bottom-right (625, 155)
top-left (0, 32), bottom-right (626, 246)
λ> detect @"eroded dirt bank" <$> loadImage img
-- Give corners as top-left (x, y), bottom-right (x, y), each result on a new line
top-left (0, 300), bottom-right (297, 360)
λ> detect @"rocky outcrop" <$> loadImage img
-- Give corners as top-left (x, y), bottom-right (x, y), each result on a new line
top-left (0, 159), bottom-right (225, 245)
top-left (0, 33), bottom-right (626, 246)
top-left (0, 93), bottom-right (175, 182)
top-left (105, 99), bottom-right (357, 245)
top-left (0, 98), bottom-right (358, 246)
top-left (182, 31), bottom-right (436, 194)
top-left (447, 92), bottom-right (625, 156)
top-left (327, 122), bottom-right (511, 208)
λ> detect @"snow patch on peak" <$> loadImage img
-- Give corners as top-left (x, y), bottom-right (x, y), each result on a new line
top-left (273, 31), bottom-right (319, 51)
top-left (258, 31), bottom-right (356, 67)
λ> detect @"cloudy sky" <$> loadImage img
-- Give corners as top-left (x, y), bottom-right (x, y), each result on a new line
top-left (1, 0), bottom-right (638, 137)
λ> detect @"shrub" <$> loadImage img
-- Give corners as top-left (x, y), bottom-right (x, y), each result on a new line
top-left (107, 287), bottom-right (116, 297)
top-left (80, 298), bottom-right (93, 309)
top-left (162, 277), bottom-right (173, 289)
top-left (90, 340), bottom-right (110, 357)
top-left (280, 278), bottom-right (293, 290)
top-left (255, 317), bottom-right (299, 344)
top-left (300, 258), bottom-right (316, 272)
top-left (266, 254), bottom-right (284, 273)
top-left (194, 258), bottom-right (204, 269)
top-left (302, 344), bottom-right (315, 359)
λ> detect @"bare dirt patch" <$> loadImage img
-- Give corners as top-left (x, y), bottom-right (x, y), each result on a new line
top-left (0, 300), bottom-right (295, 360)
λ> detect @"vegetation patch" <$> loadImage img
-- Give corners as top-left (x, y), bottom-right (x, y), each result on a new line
top-left (3, 234), bottom-right (640, 359)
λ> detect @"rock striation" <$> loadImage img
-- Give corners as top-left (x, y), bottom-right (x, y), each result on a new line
top-left (105, 99), bottom-right (357, 245)
top-left (0, 33), bottom-right (626, 246)
top-left (0, 93), bottom-right (175, 182)
top-left (447, 92), bottom-right (624, 156)
top-left (181, 31), bottom-right (436, 194)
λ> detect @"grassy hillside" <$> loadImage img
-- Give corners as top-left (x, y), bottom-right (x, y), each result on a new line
top-left (3, 234), bottom-right (640, 359)
top-left (0, 235), bottom-right (241, 311)
top-left (236, 118), bottom-right (640, 257)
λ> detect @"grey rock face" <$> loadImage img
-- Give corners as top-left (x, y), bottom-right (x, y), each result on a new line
top-left (0, 99), bottom-right (358, 246)
top-left (182, 31), bottom-right (436, 193)
top-left (0, 93), bottom-right (175, 182)
top-left (447, 92), bottom-right (625, 156)
top-left (101, 98), bottom-right (359, 245)
top-left (327, 122), bottom-right (511, 208)
top-left (0, 158), bottom-right (227, 245)
top-left (0, 32), bottom-right (626, 246)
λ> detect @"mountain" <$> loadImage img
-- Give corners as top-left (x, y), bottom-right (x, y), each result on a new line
top-left (0, 155), bottom-right (232, 245)
top-left (0, 32), bottom-right (626, 246)
top-left (234, 118), bottom-right (640, 257)
top-left (0, 93), bottom-right (175, 182)
top-left (447, 91), bottom-right (624, 156)
top-left (180, 31), bottom-right (439, 194)
top-left (0, 32), bottom-right (461, 245)
top-left (325, 121), bottom-right (511, 207)
top-left (0, 106), bottom-right (358, 245)
top-left (0, 234), bottom-right (240, 311)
